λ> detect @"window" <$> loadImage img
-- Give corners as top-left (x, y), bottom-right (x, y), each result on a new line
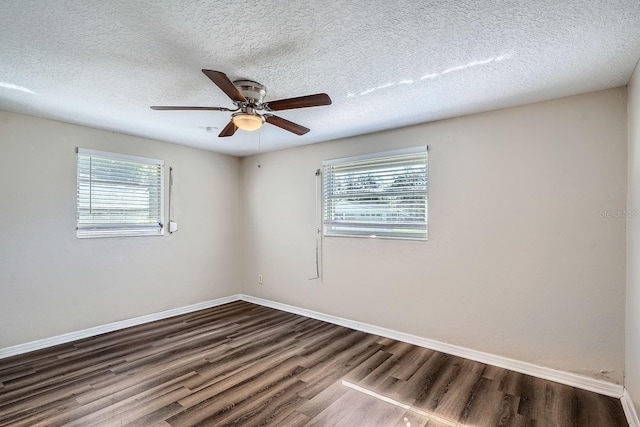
top-left (323, 146), bottom-right (428, 240)
top-left (77, 148), bottom-right (164, 238)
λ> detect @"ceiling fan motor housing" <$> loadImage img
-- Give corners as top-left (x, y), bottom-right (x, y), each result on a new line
top-left (233, 80), bottom-right (266, 104)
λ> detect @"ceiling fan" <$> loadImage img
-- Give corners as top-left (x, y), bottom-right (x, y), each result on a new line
top-left (151, 69), bottom-right (332, 138)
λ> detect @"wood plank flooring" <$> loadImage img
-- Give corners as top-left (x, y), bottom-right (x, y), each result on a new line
top-left (0, 301), bottom-right (628, 426)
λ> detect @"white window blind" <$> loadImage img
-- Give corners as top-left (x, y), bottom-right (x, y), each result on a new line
top-left (323, 146), bottom-right (428, 240)
top-left (77, 148), bottom-right (164, 238)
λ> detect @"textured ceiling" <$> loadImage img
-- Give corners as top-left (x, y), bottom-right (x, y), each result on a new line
top-left (1, 1), bottom-right (639, 157)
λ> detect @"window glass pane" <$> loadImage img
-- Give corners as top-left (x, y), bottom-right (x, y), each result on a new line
top-left (76, 149), bottom-right (164, 238)
top-left (323, 147), bottom-right (428, 240)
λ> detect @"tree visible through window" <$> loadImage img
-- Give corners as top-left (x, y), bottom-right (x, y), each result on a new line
top-left (323, 146), bottom-right (428, 240)
top-left (76, 148), bottom-right (164, 238)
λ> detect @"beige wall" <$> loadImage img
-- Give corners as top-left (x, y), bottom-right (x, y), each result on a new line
top-left (0, 110), bottom-right (241, 347)
top-left (241, 89), bottom-right (628, 383)
top-left (627, 62), bottom-right (640, 413)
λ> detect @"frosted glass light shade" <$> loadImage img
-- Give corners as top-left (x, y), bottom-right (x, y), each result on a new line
top-left (232, 113), bottom-right (263, 131)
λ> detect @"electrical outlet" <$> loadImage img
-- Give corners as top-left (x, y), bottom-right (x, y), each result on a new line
top-left (258, 274), bottom-right (263, 284)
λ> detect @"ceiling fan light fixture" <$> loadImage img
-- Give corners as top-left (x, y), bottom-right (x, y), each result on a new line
top-left (232, 112), bottom-right (264, 131)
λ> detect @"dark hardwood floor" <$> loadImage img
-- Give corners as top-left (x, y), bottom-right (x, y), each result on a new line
top-left (0, 301), bottom-right (628, 426)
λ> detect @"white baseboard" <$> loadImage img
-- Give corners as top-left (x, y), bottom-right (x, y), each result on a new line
top-left (0, 295), bottom-right (240, 360)
top-left (238, 294), bottom-right (624, 399)
top-left (622, 389), bottom-right (640, 427)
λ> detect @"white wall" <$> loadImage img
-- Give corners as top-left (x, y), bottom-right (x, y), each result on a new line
top-left (0, 110), bottom-right (241, 348)
top-left (627, 61), bottom-right (640, 414)
top-left (241, 88), bottom-right (628, 383)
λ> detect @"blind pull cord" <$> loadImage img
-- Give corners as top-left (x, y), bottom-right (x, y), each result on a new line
top-left (168, 166), bottom-right (175, 233)
top-left (309, 168), bottom-right (321, 280)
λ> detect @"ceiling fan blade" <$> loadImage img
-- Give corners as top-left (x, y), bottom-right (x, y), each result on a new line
top-left (202, 69), bottom-right (247, 103)
top-left (218, 120), bottom-right (237, 137)
top-left (264, 115), bottom-right (310, 135)
top-left (150, 106), bottom-right (231, 111)
top-left (265, 93), bottom-right (331, 111)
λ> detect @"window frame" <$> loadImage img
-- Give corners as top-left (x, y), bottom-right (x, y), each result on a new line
top-left (322, 146), bottom-right (428, 241)
top-left (76, 148), bottom-right (165, 239)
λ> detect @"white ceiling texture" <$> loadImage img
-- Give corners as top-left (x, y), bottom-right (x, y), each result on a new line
top-left (1, 1), bottom-right (639, 157)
